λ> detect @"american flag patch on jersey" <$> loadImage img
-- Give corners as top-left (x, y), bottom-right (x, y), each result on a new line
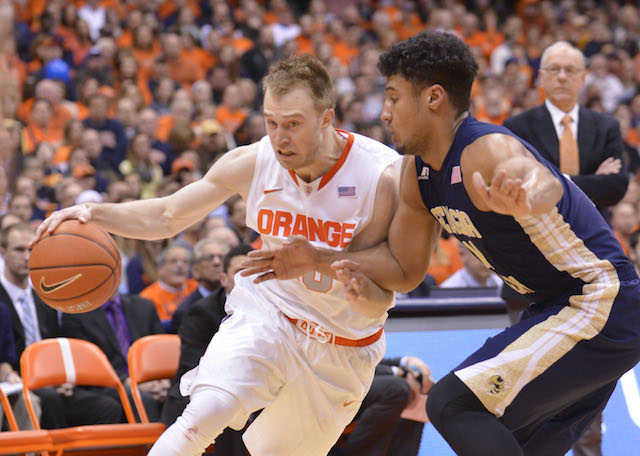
top-left (338, 186), bottom-right (356, 198)
top-left (451, 166), bottom-right (461, 184)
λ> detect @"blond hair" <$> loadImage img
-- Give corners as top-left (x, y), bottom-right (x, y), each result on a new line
top-left (263, 54), bottom-right (335, 113)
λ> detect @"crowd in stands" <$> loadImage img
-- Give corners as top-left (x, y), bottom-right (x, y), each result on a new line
top-left (3, 0), bottom-right (640, 453)
top-left (2, 0), bottom-right (640, 296)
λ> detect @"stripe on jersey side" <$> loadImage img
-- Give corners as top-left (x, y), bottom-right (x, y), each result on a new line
top-left (455, 208), bottom-right (618, 417)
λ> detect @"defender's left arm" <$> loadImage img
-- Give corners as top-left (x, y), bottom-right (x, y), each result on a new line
top-left (463, 133), bottom-right (564, 217)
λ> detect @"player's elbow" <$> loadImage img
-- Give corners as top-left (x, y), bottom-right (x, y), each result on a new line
top-left (395, 272), bottom-right (428, 294)
top-left (530, 175), bottom-right (563, 215)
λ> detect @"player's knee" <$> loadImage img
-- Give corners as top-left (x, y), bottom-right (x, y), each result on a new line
top-left (426, 372), bottom-right (473, 429)
top-left (180, 386), bottom-right (247, 441)
top-left (425, 377), bottom-right (449, 429)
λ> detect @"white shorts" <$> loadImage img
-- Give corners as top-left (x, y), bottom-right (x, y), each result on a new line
top-left (180, 285), bottom-right (386, 456)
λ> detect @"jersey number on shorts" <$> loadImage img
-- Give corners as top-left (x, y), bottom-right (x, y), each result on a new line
top-left (302, 271), bottom-right (333, 293)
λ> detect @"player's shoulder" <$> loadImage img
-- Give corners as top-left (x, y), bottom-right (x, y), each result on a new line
top-left (347, 131), bottom-right (400, 167)
top-left (211, 141), bottom-right (260, 174)
top-left (349, 131), bottom-right (397, 153)
top-left (463, 132), bottom-right (528, 171)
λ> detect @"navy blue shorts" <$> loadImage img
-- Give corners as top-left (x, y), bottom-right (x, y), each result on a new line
top-left (453, 264), bottom-right (640, 453)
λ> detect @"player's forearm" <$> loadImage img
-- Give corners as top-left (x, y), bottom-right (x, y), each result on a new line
top-left (351, 277), bottom-right (395, 319)
top-left (315, 242), bottom-right (421, 293)
top-left (85, 198), bottom-right (177, 240)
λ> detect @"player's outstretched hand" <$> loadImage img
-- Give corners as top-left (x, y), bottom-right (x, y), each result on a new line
top-left (472, 170), bottom-right (531, 217)
top-left (331, 259), bottom-right (366, 302)
top-left (241, 235), bottom-right (317, 283)
top-left (30, 204), bottom-right (92, 248)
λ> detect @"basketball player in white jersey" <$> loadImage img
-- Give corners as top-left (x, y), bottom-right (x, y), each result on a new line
top-left (32, 55), bottom-right (401, 455)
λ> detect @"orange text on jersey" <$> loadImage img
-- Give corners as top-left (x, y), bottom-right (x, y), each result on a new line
top-left (257, 209), bottom-right (355, 248)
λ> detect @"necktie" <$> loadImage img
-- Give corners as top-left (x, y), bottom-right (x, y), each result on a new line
top-left (559, 114), bottom-right (579, 175)
top-left (106, 300), bottom-right (131, 360)
top-left (18, 292), bottom-right (39, 347)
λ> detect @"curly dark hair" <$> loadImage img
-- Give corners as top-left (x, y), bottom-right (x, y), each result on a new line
top-left (378, 31), bottom-right (478, 115)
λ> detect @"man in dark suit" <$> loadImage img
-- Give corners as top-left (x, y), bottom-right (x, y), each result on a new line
top-left (62, 291), bottom-right (167, 421)
top-left (169, 239), bottom-right (229, 334)
top-left (162, 245), bottom-right (253, 456)
top-left (503, 41), bottom-right (625, 456)
top-left (503, 42), bottom-right (628, 213)
top-left (0, 222), bottom-right (121, 429)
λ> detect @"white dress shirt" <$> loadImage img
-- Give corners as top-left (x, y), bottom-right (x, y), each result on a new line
top-left (440, 268), bottom-right (503, 292)
top-left (0, 273), bottom-right (42, 341)
top-left (545, 99), bottom-right (579, 142)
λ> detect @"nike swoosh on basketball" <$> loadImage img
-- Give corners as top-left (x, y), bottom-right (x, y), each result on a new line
top-left (40, 274), bottom-right (82, 294)
top-left (343, 400), bottom-right (358, 407)
top-left (264, 188), bottom-right (283, 194)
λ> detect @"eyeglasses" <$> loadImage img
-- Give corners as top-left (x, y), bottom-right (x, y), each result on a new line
top-left (541, 66), bottom-right (584, 77)
top-left (195, 254), bottom-right (224, 263)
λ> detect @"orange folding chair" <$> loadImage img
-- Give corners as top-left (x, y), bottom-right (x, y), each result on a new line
top-left (127, 334), bottom-right (180, 424)
top-left (0, 387), bottom-right (53, 455)
top-left (20, 338), bottom-right (165, 456)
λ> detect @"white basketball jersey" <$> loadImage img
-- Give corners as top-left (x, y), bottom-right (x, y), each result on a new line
top-left (237, 130), bottom-right (400, 339)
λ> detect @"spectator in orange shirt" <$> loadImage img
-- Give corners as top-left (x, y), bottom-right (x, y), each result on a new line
top-left (294, 14), bottom-right (315, 56)
top-left (53, 118), bottom-right (85, 167)
top-left (163, 32), bottom-right (205, 88)
top-left (116, 51), bottom-right (153, 106)
top-left (18, 79), bottom-right (72, 130)
top-left (132, 24), bottom-right (162, 73)
top-left (460, 13), bottom-right (488, 55)
top-left (156, 97), bottom-right (193, 142)
top-left (179, 28), bottom-right (215, 76)
top-left (74, 77), bottom-right (99, 120)
top-left (611, 201), bottom-right (638, 256)
top-left (139, 242), bottom-right (199, 329)
top-left (427, 233), bottom-right (464, 286)
top-left (66, 19), bottom-right (94, 67)
top-left (216, 84), bottom-right (248, 135)
top-left (116, 9), bottom-right (142, 49)
top-left (22, 99), bottom-right (64, 154)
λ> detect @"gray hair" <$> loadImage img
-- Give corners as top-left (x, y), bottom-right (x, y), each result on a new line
top-left (540, 41), bottom-right (586, 70)
top-left (192, 238), bottom-right (229, 262)
top-left (156, 241), bottom-right (193, 266)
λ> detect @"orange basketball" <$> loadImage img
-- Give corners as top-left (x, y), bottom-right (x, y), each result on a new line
top-left (29, 220), bottom-right (121, 313)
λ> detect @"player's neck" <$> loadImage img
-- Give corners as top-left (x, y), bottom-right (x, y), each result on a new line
top-left (420, 111), bottom-right (468, 170)
top-left (294, 128), bottom-right (346, 183)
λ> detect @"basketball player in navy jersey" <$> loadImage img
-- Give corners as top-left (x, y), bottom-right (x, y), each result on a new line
top-left (242, 31), bottom-right (640, 455)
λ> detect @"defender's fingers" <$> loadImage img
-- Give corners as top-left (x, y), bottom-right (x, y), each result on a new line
top-left (239, 265), bottom-right (273, 277)
top-left (350, 277), bottom-right (362, 294)
top-left (253, 271), bottom-right (278, 283)
top-left (247, 249), bottom-right (276, 259)
top-left (241, 258), bottom-right (274, 269)
top-left (331, 259), bottom-right (361, 271)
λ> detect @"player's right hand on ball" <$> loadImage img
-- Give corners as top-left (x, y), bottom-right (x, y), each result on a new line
top-left (240, 235), bottom-right (317, 283)
top-left (30, 204), bottom-right (92, 248)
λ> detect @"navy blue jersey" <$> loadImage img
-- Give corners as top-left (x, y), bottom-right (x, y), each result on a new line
top-left (416, 116), bottom-right (633, 304)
